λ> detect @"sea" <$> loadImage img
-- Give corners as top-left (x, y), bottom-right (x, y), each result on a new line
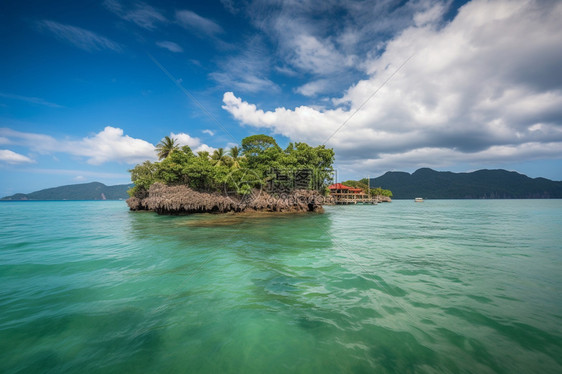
top-left (1, 200), bottom-right (561, 373)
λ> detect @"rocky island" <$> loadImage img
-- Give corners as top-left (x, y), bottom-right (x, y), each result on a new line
top-left (126, 134), bottom-right (334, 215)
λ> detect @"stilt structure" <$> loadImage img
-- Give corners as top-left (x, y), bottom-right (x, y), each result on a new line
top-left (327, 183), bottom-right (378, 205)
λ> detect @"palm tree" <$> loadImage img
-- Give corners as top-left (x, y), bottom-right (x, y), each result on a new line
top-left (156, 136), bottom-right (179, 160)
top-left (228, 146), bottom-right (244, 169)
top-left (197, 151), bottom-right (210, 160)
top-left (211, 148), bottom-right (230, 167)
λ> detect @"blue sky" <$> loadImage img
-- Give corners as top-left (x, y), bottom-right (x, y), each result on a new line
top-left (1, 0), bottom-right (561, 196)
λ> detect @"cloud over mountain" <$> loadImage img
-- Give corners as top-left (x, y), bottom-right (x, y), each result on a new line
top-left (222, 0), bottom-right (562, 174)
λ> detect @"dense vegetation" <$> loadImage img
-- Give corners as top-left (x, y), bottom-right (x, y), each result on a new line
top-left (341, 179), bottom-right (393, 197)
top-left (370, 168), bottom-right (562, 199)
top-left (128, 134), bottom-right (335, 198)
top-left (1, 182), bottom-right (131, 200)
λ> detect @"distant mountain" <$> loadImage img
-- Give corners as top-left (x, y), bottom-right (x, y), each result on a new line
top-left (1, 182), bottom-right (132, 201)
top-left (369, 168), bottom-right (562, 199)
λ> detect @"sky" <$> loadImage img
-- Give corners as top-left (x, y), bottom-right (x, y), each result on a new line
top-left (1, 0), bottom-right (562, 196)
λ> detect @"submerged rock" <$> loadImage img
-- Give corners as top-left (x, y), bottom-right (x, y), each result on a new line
top-left (127, 183), bottom-right (325, 215)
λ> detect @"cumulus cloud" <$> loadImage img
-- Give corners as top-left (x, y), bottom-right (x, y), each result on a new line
top-left (156, 40), bottom-right (183, 53)
top-left (0, 150), bottom-right (35, 164)
top-left (223, 0), bottom-right (562, 174)
top-left (38, 20), bottom-right (121, 52)
top-left (213, 0), bottom-right (454, 97)
top-left (75, 127), bottom-right (156, 165)
top-left (170, 132), bottom-right (216, 154)
top-left (202, 129), bottom-right (215, 136)
top-left (0, 126), bottom-right (155, 164)
top-left (0, 127), bottom-right (221, 165)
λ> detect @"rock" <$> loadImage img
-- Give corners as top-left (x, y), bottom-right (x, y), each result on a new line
top-left (376, 196), bottom-right (392, 203)
top-left (126, 183), bottom-right (325, 215)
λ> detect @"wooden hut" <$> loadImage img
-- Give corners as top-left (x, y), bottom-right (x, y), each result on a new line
top-left (328, 183), bottom-right (376, 204)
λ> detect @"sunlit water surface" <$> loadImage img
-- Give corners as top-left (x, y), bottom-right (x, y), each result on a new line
top-left (1, 200), bottom-right (561, 373)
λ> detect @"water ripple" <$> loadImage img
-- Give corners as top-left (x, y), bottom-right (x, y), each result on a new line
top-left (0, 200), bottom-right (561, 373)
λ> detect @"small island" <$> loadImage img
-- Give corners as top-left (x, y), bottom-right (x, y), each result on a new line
top-left (127, 134), bottom-right (336, 214)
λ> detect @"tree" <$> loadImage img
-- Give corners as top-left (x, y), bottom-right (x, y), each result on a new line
top-left (228, 146), bottom-right (244, 169)
top-left (128, 134), bottom-right (336, 197)
top-left (128, 161), bottom-right (157, 197)
top-left (241, 135), bottom-right (282, 177)
top-left (156, 136), bottom-right (179, 160)
top-left (197, 151), bottom-right (210, 160)
top-left (155, 147), bottom-right (194, 184)
top-left (211, 148), bottom-right (231, 167)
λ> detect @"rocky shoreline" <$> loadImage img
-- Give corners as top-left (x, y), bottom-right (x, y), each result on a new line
top-left (126, 183), bottom-right (325, 215)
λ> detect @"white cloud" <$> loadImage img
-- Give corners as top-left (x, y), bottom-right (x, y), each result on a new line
top-left (175, 10), bottom-right (223, 36)
top-left (170, 132), bottom-right (216, 154)
top-left (156, 40), bottom-right (183, 53)
top-left (0, 150), bottom-right (35, 164)
top-left (76, 127), bottom-right (156, 165)
top-left (193, 144), bottom-right (216, 154)
top-left (38, 20), bottom-right (121, 52)
top-left (0, 128), bottom-right (59, 153)
top-left (0, 127), bottom-right (155, 164)
top-left (245, 0), bottom-right (449, 84)
top-left (202, 129), bottom-right (215, 136)
top-left (413, 2), bottom-right (448, 27)
top-left (222, 0), bottom-right (562, 172)
top-left (295, 79), bottom-right (331, 97)
top-left (104, 0), bottom-right (166, 30)
top-left (171, 132), bottom-right (201, 148)
top-left (288, 34), bottom-right (355, 75)
top-left (210, 35), bottom-right (278, 93)
top-left (0, 127), bottom-right (221, 165)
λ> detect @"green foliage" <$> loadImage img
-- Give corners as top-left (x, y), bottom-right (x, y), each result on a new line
top-left (228, 146), bottom-right (244, 169)
top-left (128, 161), bottom-right (157, 197)
top-left (155, 136), bottom-right (179, 160)
top-left (211, 148), bottom-right (231, 167)
top-left (155, 147), bottom-right (195, 185)
top-left (128, 134), bottom-right (336, 198)
top-left (276, 142), bottom-right (335, 190)
top-left (241, 135), bottom-right (282, 176)
top-left (369, 168), bottom-right (562, 199)
top-left (341, 179), bottom-right (393, 197)
top-left (372, 187), bottom-right (393, 197)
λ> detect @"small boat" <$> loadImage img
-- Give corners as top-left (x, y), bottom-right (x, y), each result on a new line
top-left (414, 197), bottom-right (424, 202)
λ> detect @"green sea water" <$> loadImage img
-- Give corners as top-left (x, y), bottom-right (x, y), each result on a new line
top-left (1, 200), bottom-right (561, 373)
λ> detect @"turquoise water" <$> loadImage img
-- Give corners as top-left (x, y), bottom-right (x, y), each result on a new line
top-left (1, 200), bottom-right (561, 373)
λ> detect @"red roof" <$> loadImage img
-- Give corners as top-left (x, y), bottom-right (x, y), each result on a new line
top-left (328, 183), bottom-right (352, 190)
top-left (328, 183), bottom-right (364, 193)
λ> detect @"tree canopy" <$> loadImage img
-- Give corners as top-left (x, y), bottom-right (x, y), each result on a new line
top-left (341, 179), bottom-right (393, 197)
top-left (155, 136), bottom-right (179, 160)
top-left (128, 134), bottom-right (335, 198)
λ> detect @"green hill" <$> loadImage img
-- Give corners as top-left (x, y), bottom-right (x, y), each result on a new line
top-left (369, 168), bottom-right (562, 199)
top-left (1, 182), bottom-right (132, 201)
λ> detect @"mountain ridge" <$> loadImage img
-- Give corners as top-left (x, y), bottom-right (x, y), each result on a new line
top-left (3, 168), bottom-right (562, 201)
top-left (1, 182), bottom-right (132, 201)
top-left (370, 168), bottom-right (562, 199)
